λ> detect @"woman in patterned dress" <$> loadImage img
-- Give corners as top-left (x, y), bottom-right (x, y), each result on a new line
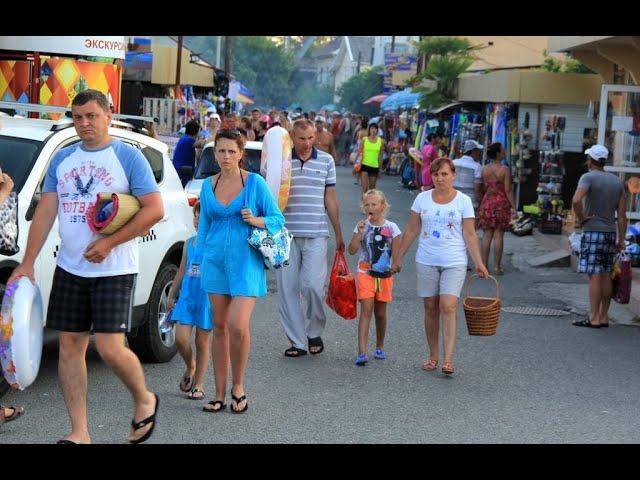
top-left (476, 142), bottom-right (517, 275)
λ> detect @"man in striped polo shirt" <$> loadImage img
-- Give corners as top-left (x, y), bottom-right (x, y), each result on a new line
top-left (276, 118), bottom-right (345, 357)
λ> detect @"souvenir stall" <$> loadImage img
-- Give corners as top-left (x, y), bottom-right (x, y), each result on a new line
top-left (457, 71), bottom-right (601, 225)
top-left (448, 109), bottom-right (487, 160)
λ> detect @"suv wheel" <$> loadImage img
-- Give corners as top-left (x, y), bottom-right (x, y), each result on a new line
top-left (127, 262), bottom-right (178, 363)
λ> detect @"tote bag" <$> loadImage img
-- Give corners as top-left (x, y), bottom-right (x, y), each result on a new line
top-left (325, 250), bottom-right (357, 320)
top-left (612, 252), bottom-right (632, 304)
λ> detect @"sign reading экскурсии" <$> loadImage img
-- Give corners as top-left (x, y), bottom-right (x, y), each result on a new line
top-left (0, 36), bottom-right (127, 59)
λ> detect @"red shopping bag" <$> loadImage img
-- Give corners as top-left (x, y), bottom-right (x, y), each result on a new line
top-left (611, 252), bottom-right (632, 304)
top-left (326, 250), bottom-right (358, 320)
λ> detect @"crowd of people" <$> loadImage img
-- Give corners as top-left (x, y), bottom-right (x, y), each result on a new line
top-left (0, 90), bottom-right (627, 442)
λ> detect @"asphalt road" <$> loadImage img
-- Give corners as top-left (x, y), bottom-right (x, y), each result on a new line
top-left (3, 165), bottom-right (640, 445)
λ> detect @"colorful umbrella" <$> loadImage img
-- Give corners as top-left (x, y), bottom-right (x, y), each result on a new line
top-left (363, 94), bottom-right (389, 105)
top-left (380, 88), bottom-right (421, 111)
top-left (228, 80), bottom-right (255, 104)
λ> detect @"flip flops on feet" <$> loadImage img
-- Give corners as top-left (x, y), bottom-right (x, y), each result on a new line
top-left (308, 336), bottom-right (324, 355)
top-left (129, 393), bottom-right (159, 444)
top-left (203, 400), bottom-right (227, 413)
top-left (572, 318), bottom-right (601, 328)
top-left (284, 347), bottom-right (307, 357)
top-left (0, 405), bottom-right (25, 424)
top-left (188, 388), bottom-right (206, 400)
top-left (230, 392), bottom-right (248, 414)
top-left (442, 362), bottom-right (455, 375)
top-left (421, 358), bottom-right (438, 371)
top-left (179, 375), bottom-right (194, 392)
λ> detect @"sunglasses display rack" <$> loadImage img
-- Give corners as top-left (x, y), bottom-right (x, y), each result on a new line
top-left (535, 149), bottom-right (566, 234)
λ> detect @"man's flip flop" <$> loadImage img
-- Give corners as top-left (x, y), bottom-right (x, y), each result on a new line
top-left (129, 393), bottom-right (159, 444)
top-left (572, 319), bottom-right (600, 328)
top-left (284, 347), bottom-right (307, 357)
top-left (308, 336), bottom-right (324, 355)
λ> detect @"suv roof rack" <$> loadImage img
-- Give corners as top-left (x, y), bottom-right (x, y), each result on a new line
top-left (0, 101), bottom-right (159, 133)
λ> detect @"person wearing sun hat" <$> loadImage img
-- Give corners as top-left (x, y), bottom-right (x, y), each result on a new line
top-left (571, 144), bottom-right (627, 328)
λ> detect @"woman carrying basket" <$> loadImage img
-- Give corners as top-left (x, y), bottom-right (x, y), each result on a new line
top-left (391, 157), bottom-right (488, 375)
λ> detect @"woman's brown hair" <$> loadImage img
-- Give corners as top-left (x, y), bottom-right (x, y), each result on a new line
top-left (430, 157), bottom-right (455, 174)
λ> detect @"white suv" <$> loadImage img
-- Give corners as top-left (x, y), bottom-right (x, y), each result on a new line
top-left (184, 140), bottom-right (263, 198)
top-left (0, 103), bottom-right (195, 399)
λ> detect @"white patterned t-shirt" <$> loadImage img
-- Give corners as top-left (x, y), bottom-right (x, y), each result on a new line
top-left (43, 139), bottom-right (158, 277)
top-left (410, 190), bottom-right (475, 267)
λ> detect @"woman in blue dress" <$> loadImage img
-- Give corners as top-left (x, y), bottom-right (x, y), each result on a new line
top-left (197, 129), bottom-right (285, 414)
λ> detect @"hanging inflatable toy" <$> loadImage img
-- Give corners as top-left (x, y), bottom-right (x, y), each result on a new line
top-left (0, 276), bottom-right (44, 390)
top-left (260, 126), bottom-right (293, 211)
top-left (408, 147), bottom-right (424, 167)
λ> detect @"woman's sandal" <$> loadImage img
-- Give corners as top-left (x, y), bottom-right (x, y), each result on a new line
top-left (203, 400), bottom-right (227, 413)
top-left (441, 361), bottom-right (455, 375)
top-left (230, 392), bottom-right (248, 414)
top-left (421, 358), bottom-right (438, 371)
top-left (0, 405), bottom-right (25, 423)
top-left (188, 388), bottom-right (206, 400)
top-left (179, 375), bottom-right (194, 393)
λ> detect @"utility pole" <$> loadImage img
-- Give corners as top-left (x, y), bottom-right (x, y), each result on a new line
top-left (216, 35), bottom-right (222, 69)
top-left (224, 36), bottom-right (233, 77)
top-left (175, 35), bottom-right (183, 89)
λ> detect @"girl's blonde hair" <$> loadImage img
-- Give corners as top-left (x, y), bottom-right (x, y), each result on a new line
top-left (362, 189), bottom-right (390, 216)
top-left (193, 200), bottom-right (201, 215)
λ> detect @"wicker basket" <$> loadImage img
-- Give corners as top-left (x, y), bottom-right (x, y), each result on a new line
top-left (463, 275), bottom-right (501, 336)
top-left (87, 192), bottom-right (141, 235)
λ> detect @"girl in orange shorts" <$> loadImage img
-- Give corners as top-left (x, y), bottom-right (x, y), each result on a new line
top-left (347, 189), bottom-right (402, 366)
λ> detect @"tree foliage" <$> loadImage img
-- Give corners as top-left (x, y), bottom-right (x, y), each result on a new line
top-left (233, 36), bottom-right (296, 109)
top-left (410, 36), bottom-right (484, 110)
top-left (540, 50), bottom-right (594, 74)
top-left (336, 66), bottom-right (385, 115)
top-left (292, 83), bottom-right (334, 112)
top-left (183, 36), bottom-right (295, 108)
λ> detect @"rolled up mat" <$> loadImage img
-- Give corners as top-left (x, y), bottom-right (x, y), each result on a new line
top-left (87, 192), bottom-right (141, 235)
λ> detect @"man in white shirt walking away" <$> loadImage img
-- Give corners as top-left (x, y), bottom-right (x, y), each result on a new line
top-left (453, 140), bottom-right (484, 213)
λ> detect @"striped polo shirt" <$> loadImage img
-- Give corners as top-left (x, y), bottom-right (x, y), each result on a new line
top-left (284, 146), bottom-right (336, 238)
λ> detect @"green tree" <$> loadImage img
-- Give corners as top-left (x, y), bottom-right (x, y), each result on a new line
top-left (540, 50), bottom-right (593, 74)
top-left (410, 36), bottom-right (484, 110)
top-left (336, 66), bottom-right (384, 115)
top-left (234, 36), bottom-right (296, 109)
top-left (184, 36), bottom-right (297, 109)
top-left (292, 83), bottom-right (334, 112)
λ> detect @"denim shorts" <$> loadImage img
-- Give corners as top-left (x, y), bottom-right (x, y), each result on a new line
top-left (416, 263), bottom-right (467, 298)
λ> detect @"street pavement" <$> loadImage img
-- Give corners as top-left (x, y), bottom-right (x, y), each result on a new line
top-left (3, 165), bottom-right (640, 445)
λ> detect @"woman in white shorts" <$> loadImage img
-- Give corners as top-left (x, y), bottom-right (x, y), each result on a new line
top-left (391, 157), bottom-right (488, 375)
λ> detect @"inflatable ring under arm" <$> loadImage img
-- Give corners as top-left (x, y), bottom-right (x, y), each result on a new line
top-left (0, 276), bottom-right (44, 390)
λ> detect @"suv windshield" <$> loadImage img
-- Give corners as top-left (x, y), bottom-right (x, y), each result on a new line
top-left (194, 144), bottom-right (262, 179)
top-left (0, 136), bottom-right (43, 192)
